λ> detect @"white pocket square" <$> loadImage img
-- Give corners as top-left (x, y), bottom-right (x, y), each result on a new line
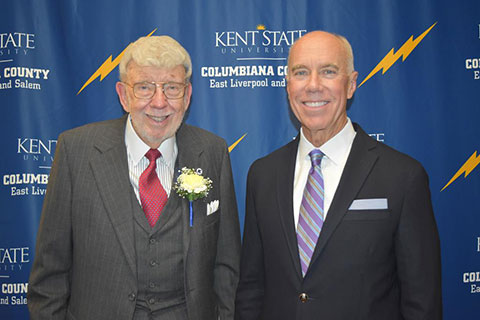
top-left (207, 200), bottom-right (219, 216)
top-left (349, 198), bottom-right (388, 210)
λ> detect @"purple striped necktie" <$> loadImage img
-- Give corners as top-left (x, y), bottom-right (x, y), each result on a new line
top-left (297, 149), bottom-right (324, 277)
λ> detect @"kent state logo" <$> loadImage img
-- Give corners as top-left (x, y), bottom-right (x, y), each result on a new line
top-left (0, 32), bottom-right (35, 57)
top-left (214, 24), bottom-right (307, 55)
top-left (0, 247), bottom-right (30, 273)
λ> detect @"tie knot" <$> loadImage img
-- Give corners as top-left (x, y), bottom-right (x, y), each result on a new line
top-left (145, 149), bottom-right (161, 163)
top-left (309, 149), bottom-right (324, 167)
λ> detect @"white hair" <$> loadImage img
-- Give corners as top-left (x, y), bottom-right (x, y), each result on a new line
top-left (119, 35), bottom-right (192, 82)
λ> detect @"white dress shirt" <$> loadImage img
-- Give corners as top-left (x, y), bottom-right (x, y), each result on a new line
top-left (124, 115), bottom-right (177, 204)
top-left (293, 118), bottom-right (356, 228)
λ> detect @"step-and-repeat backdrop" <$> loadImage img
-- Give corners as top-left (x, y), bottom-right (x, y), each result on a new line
top-left (1, 0), bottom-right (479, 318)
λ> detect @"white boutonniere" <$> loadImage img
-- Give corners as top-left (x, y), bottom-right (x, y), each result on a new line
top-left (174, 167), bottom-right (212, 226)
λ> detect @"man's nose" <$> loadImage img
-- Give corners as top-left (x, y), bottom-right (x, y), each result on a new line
top-left (305, 73), bottom-right (323, 92)
top-left (149, 86), bottom-right (169, 107)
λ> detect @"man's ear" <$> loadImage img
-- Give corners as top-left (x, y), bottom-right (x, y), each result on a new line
top-left (116, 81), bottom-right (130, 113)
top-left (347, 71), bottom-right (358, 99)
top-left (182, 82), bottom-right (193, 112)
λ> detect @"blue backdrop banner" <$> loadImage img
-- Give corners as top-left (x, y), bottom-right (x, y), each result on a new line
top-left (1, 0), bottom-right (479, 318)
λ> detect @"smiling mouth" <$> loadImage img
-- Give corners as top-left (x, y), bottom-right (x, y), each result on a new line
top-left (304, 101), bottom-right (328, 107)
top-left (147, 114), bottom-right (169, 122)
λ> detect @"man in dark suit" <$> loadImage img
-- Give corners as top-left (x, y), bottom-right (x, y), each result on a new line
top-left (28, 35), bottom-right (241, 320)
top-left (235, 31), bottom-right (442, 320)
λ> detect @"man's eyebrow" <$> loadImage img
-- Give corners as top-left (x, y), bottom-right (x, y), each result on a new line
top-left (290, 64), bottom-right (308, 73)
top-left (320, 64), bottom-right (339, 70)
top-left (290, 64), bottom-right (340, 73)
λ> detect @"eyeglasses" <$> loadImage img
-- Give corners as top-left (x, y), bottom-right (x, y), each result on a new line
top-left (124, 81), bottom-right (187, 99)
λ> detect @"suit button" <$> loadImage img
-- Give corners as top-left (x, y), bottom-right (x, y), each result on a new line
top-left (150, 260), bottom-right (157, 267)
top-left (299, 293), bottom-right (308, 303)
top-left (148, 297), bottom-right (155, 304)
top-left (128, 292), bottom-right (136, 301)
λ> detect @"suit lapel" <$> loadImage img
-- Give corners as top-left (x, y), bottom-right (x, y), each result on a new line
top-left (276, 138), bottom-right (303, 280)
top-left (89, 115), bottom-right (138, 277)
top-left (151, 175), bottom-right (184, 235)
top-left (308, 125), bottom-right (378, 270)
top-left (174, 124), bottom-right (205, 263)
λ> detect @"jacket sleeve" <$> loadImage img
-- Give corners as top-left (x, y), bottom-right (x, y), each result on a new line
top-left (28, 134), bottom-right (73, 320)
top-left (395, 164), bottom-right (442, 319)
top-left (214, 144), bottom-right (242, 320)
top-left (235, 162), bottom-right (265, 320)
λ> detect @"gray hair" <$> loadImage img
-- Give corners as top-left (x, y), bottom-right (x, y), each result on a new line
top-left (119, 35), bottom-right (192, 82)
top-left (335, 33), bottom-right (355, 74)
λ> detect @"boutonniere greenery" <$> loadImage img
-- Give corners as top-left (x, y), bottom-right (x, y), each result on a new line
top-left (174, 167), bottom-right (212, 226)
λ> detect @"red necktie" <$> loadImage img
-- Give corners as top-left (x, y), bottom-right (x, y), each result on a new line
top-left (139, 149), bottom-right (168, 227)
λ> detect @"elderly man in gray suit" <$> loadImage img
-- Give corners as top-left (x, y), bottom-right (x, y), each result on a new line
top-left (28, 35), bottom-right (241, 320)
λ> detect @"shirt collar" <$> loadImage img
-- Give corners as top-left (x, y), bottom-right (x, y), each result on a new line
top-left (298, 117), bottom-right (356, 165)
top-left (124, 114), bottom-right (177, 167)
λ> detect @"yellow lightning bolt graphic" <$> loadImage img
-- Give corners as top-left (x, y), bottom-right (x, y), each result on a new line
top-left (358, 22), bottom-right (437, 88)
top-left (228, 133), bottom-right (247, 153)
top-left (77, 29), bottom-right (157, 95)
top-left (441, 151), bottom-right (480, 191)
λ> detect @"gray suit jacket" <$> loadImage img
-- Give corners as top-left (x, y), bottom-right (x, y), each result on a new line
top-left (28, 115), bottom-right (241, 320)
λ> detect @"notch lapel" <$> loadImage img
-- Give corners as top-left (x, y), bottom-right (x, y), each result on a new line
top-left (89, 116), bottom-right (138, 277)
top-left (174, 124), bottom-right (205, 263)
top-left (276, 138), bottom-right (303, 280)
top-left (308, 126), bottom-right (378, 270)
